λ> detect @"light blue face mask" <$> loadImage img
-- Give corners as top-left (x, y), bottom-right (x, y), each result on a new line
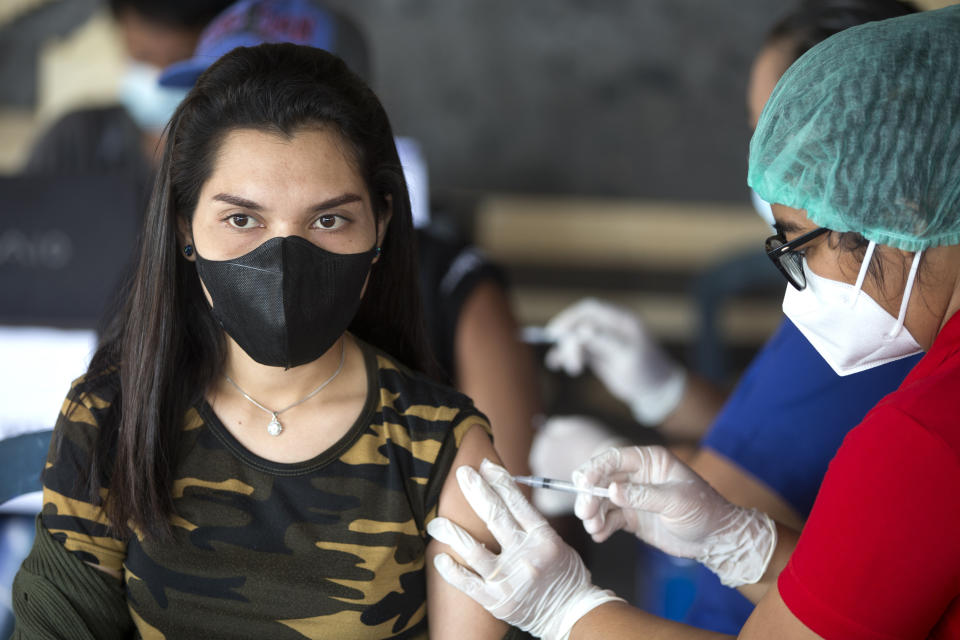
top-left (119, 61), bottom-right (189, 133)
top-left (750, 188), bottom-right (775, 228)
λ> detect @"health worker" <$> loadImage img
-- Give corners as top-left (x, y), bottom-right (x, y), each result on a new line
top-left (531, 1), bottom-right (921, 632)
top-left (428, 6), bottom-right (960, 639)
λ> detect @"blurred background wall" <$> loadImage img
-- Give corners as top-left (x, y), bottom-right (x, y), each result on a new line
top-left (2, 0), bottom-right (949, 197)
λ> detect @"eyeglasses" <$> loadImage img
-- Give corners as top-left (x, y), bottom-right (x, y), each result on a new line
top-left (765, 226), bottom-right (829, 290)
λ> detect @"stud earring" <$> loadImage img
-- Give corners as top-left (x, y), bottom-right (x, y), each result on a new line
top-left (183, 245), bottom-right (194, 257)
top-left (375, 246), bottom-right (382, 256)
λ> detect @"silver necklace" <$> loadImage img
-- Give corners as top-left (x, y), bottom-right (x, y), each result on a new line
top-left (224, 339), bottom-right (346, 437)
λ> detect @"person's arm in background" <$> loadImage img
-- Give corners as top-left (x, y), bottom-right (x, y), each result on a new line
top-left (660, 374), bottom-right (727, 440)
top-left (454, 280), bottom-right (539, 485)
top-left (544, 298), bottom-right (725, 441)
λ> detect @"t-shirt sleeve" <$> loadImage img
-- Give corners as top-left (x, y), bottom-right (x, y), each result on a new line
top-left (777, 405), bottom-right (960, 639)
top-left (40, 377), bottom-right (127, 574)
top-left (421, 408), bottom-right (493, 529)
top-left (416, 227), bottom-right (507, 381)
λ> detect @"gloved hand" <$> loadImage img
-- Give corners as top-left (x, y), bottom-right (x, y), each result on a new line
top-left (529, 415), bottom-right (630, 516)
top-left (428, 459), bottom-right (623, 640)
top-left (543, 298), bottom-right (687, 425)
top-left (573, 446), bottom-right (777, 588)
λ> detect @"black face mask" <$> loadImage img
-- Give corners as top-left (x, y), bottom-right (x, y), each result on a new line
top-left (194, 236), bottom-right (377, 368)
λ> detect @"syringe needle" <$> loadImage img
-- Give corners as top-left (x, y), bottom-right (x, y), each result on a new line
top-left (513, 475), bottom-right (611, 499)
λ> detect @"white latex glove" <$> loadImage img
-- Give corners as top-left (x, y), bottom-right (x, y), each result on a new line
top-left (529, 415), bottom-right (630, 516)
top-left (544, 298), bottom-right (687, 425)
top-left (573, 446), bottom-right (777, 588)
top-left (428, 459), bottom-right (623, 640)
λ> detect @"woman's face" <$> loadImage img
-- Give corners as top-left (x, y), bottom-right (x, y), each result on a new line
top-left (771, 203), bottom-right (909, 318)
top-left (186, 126), bottom-right (385, 261)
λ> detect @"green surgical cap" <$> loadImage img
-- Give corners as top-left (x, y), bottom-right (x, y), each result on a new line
top-left (748, 6), bottom-right (960, 251)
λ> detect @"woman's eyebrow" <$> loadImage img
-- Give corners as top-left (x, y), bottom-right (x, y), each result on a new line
top-left (211, 192), bottom-right (363, 212)
top-left (212, 193), bottom-right (263, 210)
top-left (311, 193), bottom-right (363, 211)
top-left (774, 219), bottom-right (806, 234)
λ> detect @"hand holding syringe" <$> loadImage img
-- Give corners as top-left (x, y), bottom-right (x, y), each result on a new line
top-left (513, 475), bottom-right (611, 499)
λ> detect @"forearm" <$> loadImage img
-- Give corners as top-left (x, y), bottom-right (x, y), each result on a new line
top-left (686, 448), bottom-right (805, 531)
top-left (737, 522), bottom-right (799, 604)
top-left (570, 601), bottom-right (734, 640)
top-left (658, 373), bottom-right (727, 440)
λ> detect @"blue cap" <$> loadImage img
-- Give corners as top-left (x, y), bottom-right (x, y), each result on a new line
top-left (159, 0), bottom-right (337, 88)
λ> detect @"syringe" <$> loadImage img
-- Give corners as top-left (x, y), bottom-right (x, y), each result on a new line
top-left (518, 326), bottom-right (556, 345)
top-left (513, 475), bottom-right (611, 499)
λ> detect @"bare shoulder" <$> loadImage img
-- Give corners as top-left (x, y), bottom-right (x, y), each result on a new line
top-left (436, 423), bottom-right (501, 540)
top-left (426, 424), bottom-right (509, 639)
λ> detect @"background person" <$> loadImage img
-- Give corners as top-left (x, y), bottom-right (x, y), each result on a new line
top-left (26, 0), bottom-right (238, 178)
top-left (430, 5), bottom-right (960, 638)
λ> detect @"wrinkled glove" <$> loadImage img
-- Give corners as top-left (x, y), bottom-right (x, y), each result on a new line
top-left (573, 446), bottom-right (777, 588)
top-left (428, 459), bottom-right (623, 640)
top-left (529, 415), bottom-right (629, 516)
top-left (544, 298), bottom-right (687, 425)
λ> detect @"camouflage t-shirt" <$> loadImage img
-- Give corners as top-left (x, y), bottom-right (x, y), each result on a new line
top-left (40, 341), bottom-right (491, 639)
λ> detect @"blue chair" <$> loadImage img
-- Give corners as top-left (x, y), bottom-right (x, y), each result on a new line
top-left (0, 429), bottom-right (52, 637)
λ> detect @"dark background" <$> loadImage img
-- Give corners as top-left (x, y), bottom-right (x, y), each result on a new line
top-left (2, 0), bottom-right (781, 201)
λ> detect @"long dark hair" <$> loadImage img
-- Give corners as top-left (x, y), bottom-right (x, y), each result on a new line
top-left (83, 43), bottom-right (434, 539)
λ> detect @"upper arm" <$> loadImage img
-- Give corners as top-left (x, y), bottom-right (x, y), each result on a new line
top-left (659, 373), bottom-right (727, 440)
top-left (453, 280), bottom-right (539, 481)
top-left (42, 385), bottom-right (127, 576)
top-left (427, 423), bottom-right (509, 639)
top-left (740, 588), bottom-right (823, 639)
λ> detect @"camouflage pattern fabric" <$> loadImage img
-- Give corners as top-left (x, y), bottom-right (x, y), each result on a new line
top-left (40, 340), bottom-right (491, 639)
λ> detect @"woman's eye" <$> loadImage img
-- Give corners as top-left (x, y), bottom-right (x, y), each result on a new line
top-left (314, 214), bottom-right (346, 230)
top-left (228, 214), bottom-right (258, 229)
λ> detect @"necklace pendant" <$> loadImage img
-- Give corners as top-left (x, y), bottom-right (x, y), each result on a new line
top-left (267, 415), bottom-right (283, 437)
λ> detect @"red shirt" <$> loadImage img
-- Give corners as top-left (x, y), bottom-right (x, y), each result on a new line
top-left (778, 312), bottom-right (960, 639)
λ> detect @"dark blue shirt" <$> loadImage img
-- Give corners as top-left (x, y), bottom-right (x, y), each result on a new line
top-left (637, 318), bottom-right (921, 633)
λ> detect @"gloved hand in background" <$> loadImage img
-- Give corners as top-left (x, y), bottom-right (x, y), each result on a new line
top-left (544, 299), bottom-right (687, 426)
top-left (428, 459), bottom-right (623, 640)
top-left (529, 415), bottom-right (630, 516)
top-left (573, 445), bottom-right (777, 588)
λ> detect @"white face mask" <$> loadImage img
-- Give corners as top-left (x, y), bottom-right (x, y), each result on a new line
top-left (782, 241), bottom-right (924, 376)
top-left (750, 188), bottom-right (775, 228)
top-left (119, 61), bottom-right (188, 134)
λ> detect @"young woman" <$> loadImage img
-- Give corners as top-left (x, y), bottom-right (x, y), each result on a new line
top-left (428, 6), bottom-right (960, 639)
top-left (11, 43), bottom-right (532, 639)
